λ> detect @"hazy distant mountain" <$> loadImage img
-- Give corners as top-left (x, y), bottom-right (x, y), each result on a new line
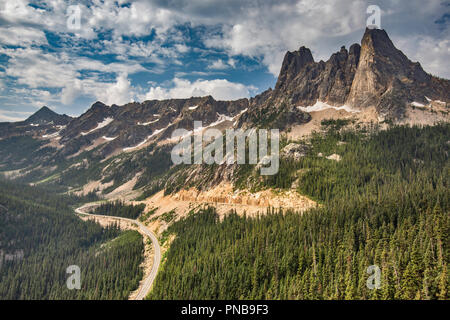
top-left (24, 106), bottom-right (72, 126)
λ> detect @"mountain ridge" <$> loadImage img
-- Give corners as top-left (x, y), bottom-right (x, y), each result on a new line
top-left (0, 28), bottom-right (448, 160)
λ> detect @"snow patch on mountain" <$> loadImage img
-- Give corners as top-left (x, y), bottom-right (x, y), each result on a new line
top-left (298, 100), bottom-right (360, 113)
top-left (81, 117), bottom-right (114, 136)
top-left (138, 119), bottom-right (159, 126)
top-left (42, 132), bottom-right (60, 139)
top-left (122, 126), bottom-right (169, 151)
top-left (103, 136), bottom-right (118, 141)
top-left (411, 101), bottom-right (425, 107)
top-left (123, 138), bottom-right (149, 151)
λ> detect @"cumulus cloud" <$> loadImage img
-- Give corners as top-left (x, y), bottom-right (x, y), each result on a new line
top-left (61, 79), bottom-right (84, 105)
top-left (96, 74), bottom-right (135, 105)
top-left (0, 47), bottom-right (79, 89)
top-left (59, 74), bottom-right (137, 106)
top-left (1, 1), bottom-right (448, 78)
top-left (142, 78), bottom-right (254, 101)
top-left (0, 46), bottom-right (146, 105)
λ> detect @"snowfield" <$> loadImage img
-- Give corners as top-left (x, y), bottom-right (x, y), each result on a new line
top-left (298, 100), bottom-right (360, 113)
top-left (138, 119), bottom-right (159, 126)
top-left (81, 117), bottom-right (114, 135)
top-left (102, 136), bottom-right (118, 141)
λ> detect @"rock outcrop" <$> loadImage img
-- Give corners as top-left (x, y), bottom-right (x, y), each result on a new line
top-left (282, 143), bottom-right (309, 160)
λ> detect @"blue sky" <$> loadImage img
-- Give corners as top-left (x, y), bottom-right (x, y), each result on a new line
top-left (0, 0), bottom-right (448, 121)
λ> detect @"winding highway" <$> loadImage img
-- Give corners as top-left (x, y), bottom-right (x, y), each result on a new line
top-left (75, 204), bottom-right (161, 300)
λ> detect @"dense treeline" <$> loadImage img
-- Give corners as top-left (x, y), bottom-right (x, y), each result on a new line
top-left (0, 180), bottom-right (144, 299)
top-left (149, 124), bottom-right (449, 300)
top-left (92, 200), bottom-right (146, 219)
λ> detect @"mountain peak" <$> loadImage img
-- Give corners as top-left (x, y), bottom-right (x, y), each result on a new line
top-left (25, 106), bottom-right (72, 125)
top-left (91, 101), bottom-right (108, 109)
top-left (362, 27), bottom-right (390, 43)
top-left (37, 105), bottom-right (53, 113)
top-left (346, 27), bottom-right (444, 118)
top-left (360, 28), bottom-right (403, 60)
top-left (26, 106), bottom-right (57, 122)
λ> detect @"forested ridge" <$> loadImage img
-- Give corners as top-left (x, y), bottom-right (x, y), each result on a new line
top-left (0, 180), bottom-right (144, 300)
top-left (149, 124), bottom-right (449, 300)
top-left (92, 200), bottom-right (146, 219)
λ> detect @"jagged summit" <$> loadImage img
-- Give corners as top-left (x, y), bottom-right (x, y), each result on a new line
top-left (275, 46), bottom-right (314, 90)
top-left (267, 28), bottom-right (449, 120)
top-left (270, 39), bottom-right (362, 107)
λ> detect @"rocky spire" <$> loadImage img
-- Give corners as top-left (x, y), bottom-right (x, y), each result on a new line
top-left (346, 28), bottom-right (434, 117)
top-left (275, 46), bottom-right (314, 90)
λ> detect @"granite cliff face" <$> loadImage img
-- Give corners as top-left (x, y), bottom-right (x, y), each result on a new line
top-left (274, 43), bottom-right (361, 107)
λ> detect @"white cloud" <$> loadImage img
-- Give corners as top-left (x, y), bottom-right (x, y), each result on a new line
top-left (395, 36), bottom-right (450, 79)
top-left (0, 109), bottom-right (33, 122)
top-left (0, 47), bottom-right (78, 89)
top-left (198, 0), bottom-right (449, 77)
top-left (61, 79), bottom-right (84, 105)
top-left (96, 74), bottom-right (135, 105)
top-left (227, 58), bottom-right (237, 68)
top-left (0, 26), bottom-right (48, 46)
top-left (1, 1), bottom-right (447, 78)
top-left (0, 0), bottom-right (96, 39)
top-left (86, 1), bottom-right (179, 38)
top-left (59, 74), bottom-right (137, 106)
top-left (202, 0), bottom-right (368, 75)
top-left (142, 78), bottom-right (254, 101)
top-left (1, 1), bottom-right (447, 79)
top-left (0, 46), bottom-right (146, 105)
top-left (208, 59), bottom-right (229, 70)
top-left (175, 44), bottom-right (190, 53)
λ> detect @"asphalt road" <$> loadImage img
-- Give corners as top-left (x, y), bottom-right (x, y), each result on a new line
top-left (75, 204), bottom-right (161, 300)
